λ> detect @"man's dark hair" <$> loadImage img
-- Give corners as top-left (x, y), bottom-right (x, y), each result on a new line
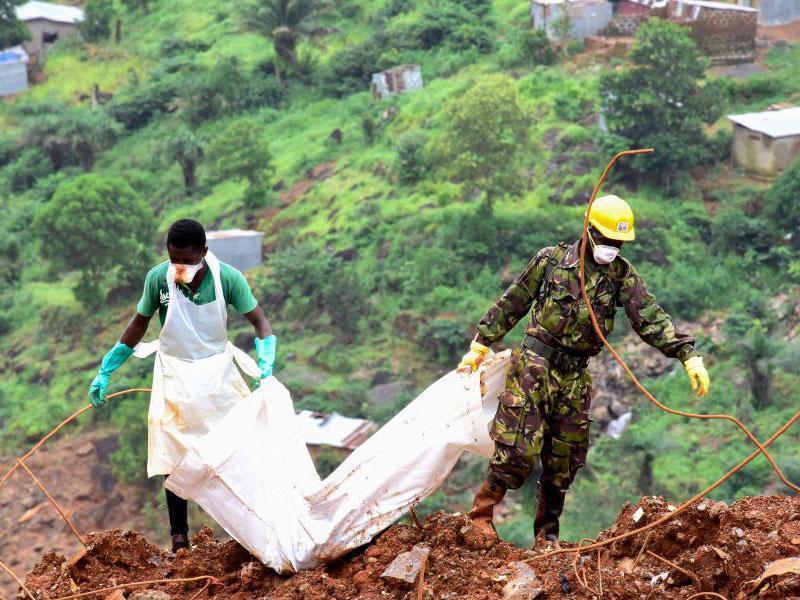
top-left (167, 219), bottom-right (206, 250)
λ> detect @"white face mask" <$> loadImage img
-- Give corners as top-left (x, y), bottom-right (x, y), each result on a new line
top-left (588, 231), bottom-right (620, 265)
top-left (173, 260), bottom-right (204, 284)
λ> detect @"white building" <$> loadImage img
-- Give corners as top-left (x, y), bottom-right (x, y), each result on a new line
top-left (0, 46), bottom-right (28, 97)
top-left (531, 0), bottom-right (614, 40)
top-left (371, 65), bottom-right (423, 100)
top-left (16, 1), bottom-right (84, 56)
top-left (728, 107), bottom-right (800, 178)
top-left (206, 229), bottom-right (264, 272)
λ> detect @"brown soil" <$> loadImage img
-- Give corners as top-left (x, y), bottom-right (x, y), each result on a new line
top-left (0, 429), bottom-right (164, 600)
top-left (14, 494), bottom-right (800, 600)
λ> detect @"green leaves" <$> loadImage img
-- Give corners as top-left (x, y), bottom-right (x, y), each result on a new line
top-left (33, 174), bottom-right (155, 308)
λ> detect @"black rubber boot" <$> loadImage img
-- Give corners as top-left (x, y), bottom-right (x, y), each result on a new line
top-left (171, 533), bottom-right (189, 554)
top-left (533, 481), bottom-right (566, 543)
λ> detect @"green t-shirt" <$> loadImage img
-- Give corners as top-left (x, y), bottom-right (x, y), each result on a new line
top-left (137, 260), bottom-right (258, 326)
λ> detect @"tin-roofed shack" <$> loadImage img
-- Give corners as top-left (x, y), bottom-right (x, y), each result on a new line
top-left (16, 1), bottom-right (84, 56)
top-left (728, 107), bottom-right (800, 178)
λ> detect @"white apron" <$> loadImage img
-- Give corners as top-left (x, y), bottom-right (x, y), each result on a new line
top-left (137, 251), bottom-right (261, 478)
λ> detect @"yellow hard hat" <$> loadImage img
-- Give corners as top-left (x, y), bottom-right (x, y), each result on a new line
top-left (587, 194), bottom-right (635, 241)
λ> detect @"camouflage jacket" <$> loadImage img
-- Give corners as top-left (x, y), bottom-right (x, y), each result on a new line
top-left (475, 241), bottom-right (699, 362)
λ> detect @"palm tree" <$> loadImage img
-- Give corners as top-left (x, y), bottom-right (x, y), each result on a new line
top-left (242, 0), bottom-right (320, 84)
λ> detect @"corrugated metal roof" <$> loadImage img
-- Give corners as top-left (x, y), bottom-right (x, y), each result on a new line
top-left (728, 107), bottom-right (800, 138)
top-left (16, 1), bottom-right (84, 24)
top-left (297, 411), bottom-right (376, 450)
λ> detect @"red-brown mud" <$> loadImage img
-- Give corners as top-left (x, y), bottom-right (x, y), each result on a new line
top-left (16, 494), bottom-right (800, 600)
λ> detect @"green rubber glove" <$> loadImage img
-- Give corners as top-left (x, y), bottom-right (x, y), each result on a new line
top-left (254, 335), bottom-right (277, 379)
top-left (89, 341), bottom-right (134, 407)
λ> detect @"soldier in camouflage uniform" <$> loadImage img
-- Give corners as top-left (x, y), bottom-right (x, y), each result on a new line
top-left (458, 195), bottom-right (710, 544)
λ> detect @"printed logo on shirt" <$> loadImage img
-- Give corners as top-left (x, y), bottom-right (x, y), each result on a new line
top-left (159, 289), bottom-right (170, 306)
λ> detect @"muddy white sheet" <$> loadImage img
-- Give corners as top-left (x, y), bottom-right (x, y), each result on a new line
top-left (165, 352), bottom-right (510, 572)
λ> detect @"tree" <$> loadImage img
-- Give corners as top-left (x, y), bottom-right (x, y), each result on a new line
top-left (0, 0), bottom-right (30, 49)
top-left (600, 19), bottom-right (725, 188)
top-left (241, 0), bottom-right (320, 84)
top-left (723, 292), bottom-right (782, 408)
top-left (161, 124), bottom-right (203, 194)
top-left (80, 0), bottom-right (115, 42)
top-left (434, 75), bottom-right (530, 209)
top-left (21, 105), bottom-right (122, 171)
top-left (60, 110), bottom-right (123, 171)
top-left (34, 174), bottom-right (155, 308)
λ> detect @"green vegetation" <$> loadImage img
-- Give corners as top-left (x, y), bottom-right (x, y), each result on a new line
top-left (2, 0), bottom-right (800, 549)
top-left (0, 0), bottom-right (29, 49)
top-left (600, 19), bottom-right (726, 191)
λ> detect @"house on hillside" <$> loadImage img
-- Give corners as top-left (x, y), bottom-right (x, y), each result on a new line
top-left (531, 0), bottom-right (614, 40)
top-left (206, 229), bottom-right (264, 272)
top-left (600, 0), bottom-right (757, 64)
top-left (0, 46), bottom-right (29, 97)
top-left (728, 107), bottom-right (800, 178)
top-left (16, 1), bottom-right (84, 57)
top-left (297, 411), bottom-right (376, 451)
top-left (371, 65), bottom-right (422, 100)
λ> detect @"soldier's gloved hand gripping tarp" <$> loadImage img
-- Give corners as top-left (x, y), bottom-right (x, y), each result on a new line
top-left (163, 352), bottom-right (511, 573)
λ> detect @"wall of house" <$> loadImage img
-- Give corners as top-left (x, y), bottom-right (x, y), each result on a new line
top-left (600, 1), bottom-right (755, 64)
top-left (207, 233), bottom-right (263, 272)
top-left (759, 0), bottom-right (800, 26)
top-left (531, 0), bottom-right (614, 40)
top-left (668, 1), bottom-right (757, 64)
top-left (0, 60), bottom-right (28, 96)
top-left (732, 125), bottom-right (800, 178)
top-left (22, 19), bottom-right (79, 56)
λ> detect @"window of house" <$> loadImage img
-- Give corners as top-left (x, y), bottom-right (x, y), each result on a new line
top-left (42, 31), bottom-right (59, 44)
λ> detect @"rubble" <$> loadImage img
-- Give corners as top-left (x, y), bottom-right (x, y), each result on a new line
top-left (380, 544), bottom-right (430, 585)
top-left (13, 494), bottom-right (800, 599)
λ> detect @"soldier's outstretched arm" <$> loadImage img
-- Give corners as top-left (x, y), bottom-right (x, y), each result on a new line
top-left (458, 248), bottom-right (551, 372)
top-left (619, 263), bottom-right (709, 397)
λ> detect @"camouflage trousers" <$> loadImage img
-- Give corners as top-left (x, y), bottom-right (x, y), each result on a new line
top-left (487, 346), bottom-right (592, 492)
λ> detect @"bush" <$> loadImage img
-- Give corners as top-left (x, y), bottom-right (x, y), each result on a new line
top-left (394, 131), bottom-right (429, 184)
top-left (80, 0), bottom-right (115, 42)
top-left (323, 37), bottom-right (391, 97)
top-left (416, 318), bottom-right (466, 367)
top-left (4, 147), bottom-right (52, 192)
top-left (394, 4), bottom-right (494, 52)
top-left (33, 174), bottom-right (156, 308)
top-left (499, 29), bottom-right (555, 68)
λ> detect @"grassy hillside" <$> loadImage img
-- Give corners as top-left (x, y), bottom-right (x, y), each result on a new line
top-left (2, 0), bottom-right (800, 547)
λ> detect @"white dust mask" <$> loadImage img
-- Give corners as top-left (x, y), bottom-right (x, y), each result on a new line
top-left (593, 245), bottom-right (619, 265)
top-left (173, 260), bottom-right (204, 284)
top-left (588, 231), bottom-right (619, 265)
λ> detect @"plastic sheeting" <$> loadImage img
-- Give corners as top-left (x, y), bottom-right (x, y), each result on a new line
top-left (165, 351), bottom-right (511, 573)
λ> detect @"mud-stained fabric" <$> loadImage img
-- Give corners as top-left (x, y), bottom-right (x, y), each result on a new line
top-left (487, 347), bottom-right (592, 491)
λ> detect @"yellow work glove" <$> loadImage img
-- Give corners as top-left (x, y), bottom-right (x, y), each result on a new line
top-left (684, 356), bottom-right (710, 398)
top-left (458, 341), bottom-right (491, 372)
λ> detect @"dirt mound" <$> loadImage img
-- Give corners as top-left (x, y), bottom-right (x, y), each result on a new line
top-left (16, 495), bottom-right (800, 599)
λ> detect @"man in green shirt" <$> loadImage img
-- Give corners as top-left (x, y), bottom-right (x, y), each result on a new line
top-left (87, 219), bottom-right (277, 553)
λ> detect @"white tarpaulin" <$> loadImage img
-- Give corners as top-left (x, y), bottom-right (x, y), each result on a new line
top-left (165, 351), bottom-right (511, 573)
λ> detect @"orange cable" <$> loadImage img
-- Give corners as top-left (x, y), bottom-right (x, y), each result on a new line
top-left (0, 558), bottom-right (36, 600)
top-left (16, 459), bottom-right (87, 549)
top-left (49, 576), bottom-right (220, 600)
top-left (0, 388), bottom-right (151, 492)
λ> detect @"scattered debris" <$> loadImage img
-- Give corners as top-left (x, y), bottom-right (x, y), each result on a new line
top-left (380, 544), bottom-right (431, 585)
top-left (501, 561), bottom-right (543, 600)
